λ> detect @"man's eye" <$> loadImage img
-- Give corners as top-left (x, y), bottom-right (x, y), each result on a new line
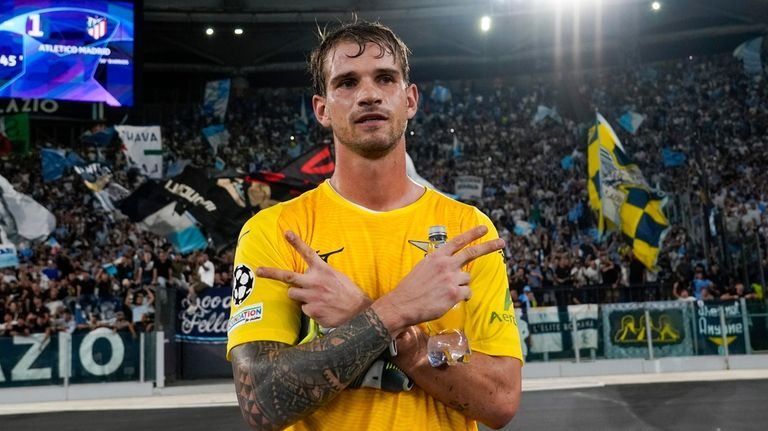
top-left (339, 80), bottom-right (356, 88)
top-left (380, 75), bottom-right (395, 83)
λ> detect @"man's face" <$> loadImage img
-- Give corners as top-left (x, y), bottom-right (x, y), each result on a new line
top-left (313, 41), bottom-right (418, 159)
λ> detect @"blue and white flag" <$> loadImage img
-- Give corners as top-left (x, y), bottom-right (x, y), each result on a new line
top-left (733, 36), bottom-right (764, 75)
top-left (661, 148), bottom-right (686, 167)
top-left (202, 124), bottom-right (230, 155)
top-left (567, 201), bottom-right (584, 222)
top-left (560, 155), bottom-right (573, 170)
top-left (532, 105), bottom-right (561, 125)
top-left (618, 111), bottom-right (645, 135)
top-left (0, 243), bottom-right (19, 268)
top-left (203, 79), bottom-right (231, 122)
top-left (452, 135), bottom-right (462, 159)
top-left (167, 226), bottom-right (208, 254)
top-left (40, 148), bottom-right (85, 182)
top-left (430, 85), bottom-right (452, 103)
top-left (102, 262), bottom-right (118, 276)
top-left (81, 126), bottom-right (115, 146)
top-left (513, 220), bottom-right (535, 237)
top-left (214, 157), bottom-right (226, 171)
top-left (165, 159), bottom-right (191, 178)
top-left (41, 148), bottom-right (70, 182)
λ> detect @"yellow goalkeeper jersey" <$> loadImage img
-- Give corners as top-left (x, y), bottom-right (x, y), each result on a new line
top-left (227, 180), bottom-right (522, 431)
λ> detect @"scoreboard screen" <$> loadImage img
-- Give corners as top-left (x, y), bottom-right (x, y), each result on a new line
top-left (0, 1), bottom-right (135, 107)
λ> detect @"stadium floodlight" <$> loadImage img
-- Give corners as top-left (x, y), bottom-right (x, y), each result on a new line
top-left (480, 16), bottom-right (491, 32)
top-left (651, 1), bottom-right (661, 11)
top-left (234, 28), bottom-right (244, 35)
top-left (205, 27), bottom-right (214, 36)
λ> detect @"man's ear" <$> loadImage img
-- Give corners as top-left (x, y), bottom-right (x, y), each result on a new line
top-left (406, 83), bottom-right (419, 120)
top-left (313, 94), bottom-right (331, 128)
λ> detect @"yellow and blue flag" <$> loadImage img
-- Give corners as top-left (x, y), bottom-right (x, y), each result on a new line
top-left (587, 114), bottom-right (670, 271)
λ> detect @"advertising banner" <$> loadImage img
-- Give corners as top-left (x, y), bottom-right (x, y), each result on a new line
top-left (175, 286), bottom-right (230, 344)
top-left (454, 175), bottom-right (483, 200)
top-left (0, 331), bottom-right (142, 387)
top-left (568, 304), bottom-right (600, 350)
top-left (115, 125), bottom-right (163, 179)
top-left (525, 304), bottom-right (599, 354)
top-left (694, 300), bottom-right (747, 355)
top-left (602, 301), bottom-right (693, 359)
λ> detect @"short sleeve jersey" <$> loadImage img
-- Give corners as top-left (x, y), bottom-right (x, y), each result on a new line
top-left (227, 181), bottom-right (522, 431)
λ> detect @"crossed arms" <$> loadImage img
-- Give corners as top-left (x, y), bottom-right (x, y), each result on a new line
top-left (230, 226), bottom-right (522, 430)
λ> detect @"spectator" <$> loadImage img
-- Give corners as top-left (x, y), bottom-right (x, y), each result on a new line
top-left (111, 310), bottom-right (137, 338)
top-left (125, 289), bottom-right (155, 330)
top-left (691, 267), bottom-right (715, 300)
top-left (518, 286), bottom-right (538, 310)
top-left (720, 281), bottom-right (758, 300)
top-left (152, 250), bottom-right (174, 288)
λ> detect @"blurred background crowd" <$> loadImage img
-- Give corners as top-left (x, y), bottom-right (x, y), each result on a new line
top-left (1, 52), bottom-right (767, 338)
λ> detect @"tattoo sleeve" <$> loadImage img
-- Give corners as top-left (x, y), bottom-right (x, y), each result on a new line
top-left (230, 308), bottom-right (391, 431)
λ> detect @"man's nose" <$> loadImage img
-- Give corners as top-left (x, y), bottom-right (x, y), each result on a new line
top-left (356, 78), bottom-right (382, 106)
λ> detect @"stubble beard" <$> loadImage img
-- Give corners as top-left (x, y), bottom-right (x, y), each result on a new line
top-left (335, 118), bottom-right (408, 160)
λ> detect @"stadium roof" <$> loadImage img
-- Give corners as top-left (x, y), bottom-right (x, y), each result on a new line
top-left (142, 0), bottom-right (767, 85)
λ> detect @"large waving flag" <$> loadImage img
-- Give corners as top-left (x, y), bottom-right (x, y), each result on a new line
top-left (81, 125), bottom-right (115, 146)
top-left (116, 181), bottom-right (207, 254)
top-left (0, 242), bottom-right (19, 269)
top-left (587, 114), bottom-right (670, 270)
top-left (202, 124), bottom-right (230, 155)
top-left (243, 145), bottom-right (335, 207)
top-left (41, 148), bottom-right (86, 182)
top-left (115, 125), bottom-right (163, 179)
top-left (73, 163), bottom-right (130, 212)
top-left (0, 174), bottom-right (56, 244)
top-left (618, 111), bottom-right (645, 135)
top-left (661, 148), bottom-right (686, 168)
top-left (733, 36), bottom-right (763, 75)
top-left (532, 105), bottom-right (561, 125)
top-left (203, 79), bottom-right (231, 122)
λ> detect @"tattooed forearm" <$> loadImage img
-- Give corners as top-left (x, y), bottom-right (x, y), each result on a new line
top-left (231, 308), bottom-right (391, 431)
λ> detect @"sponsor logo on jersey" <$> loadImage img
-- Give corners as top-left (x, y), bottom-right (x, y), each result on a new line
top-left (490, 292), bottom-right (517, 324)
top-left (228, 303), bottom-right (263, 333)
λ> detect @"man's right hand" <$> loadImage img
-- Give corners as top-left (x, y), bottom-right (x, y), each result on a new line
top-left (256, 231), bottom-right (372, 328)
top-left (372, 225), bottom-right (505, 337)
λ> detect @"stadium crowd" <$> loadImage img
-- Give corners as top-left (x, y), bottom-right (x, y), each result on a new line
top-left (1, 52), bottom-right (767, 337)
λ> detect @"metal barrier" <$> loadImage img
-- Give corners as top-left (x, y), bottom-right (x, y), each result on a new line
top-left (529, 282), bottom-right (669, 306)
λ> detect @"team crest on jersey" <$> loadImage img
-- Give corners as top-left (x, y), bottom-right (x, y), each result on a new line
top-left (232, 264), bottom-right (255, 305)
top-left (407, 239), bottom-right (430, 253)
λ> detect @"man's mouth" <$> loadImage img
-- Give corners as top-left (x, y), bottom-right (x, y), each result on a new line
top-left (355, 113), bottom-right (388, 124)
